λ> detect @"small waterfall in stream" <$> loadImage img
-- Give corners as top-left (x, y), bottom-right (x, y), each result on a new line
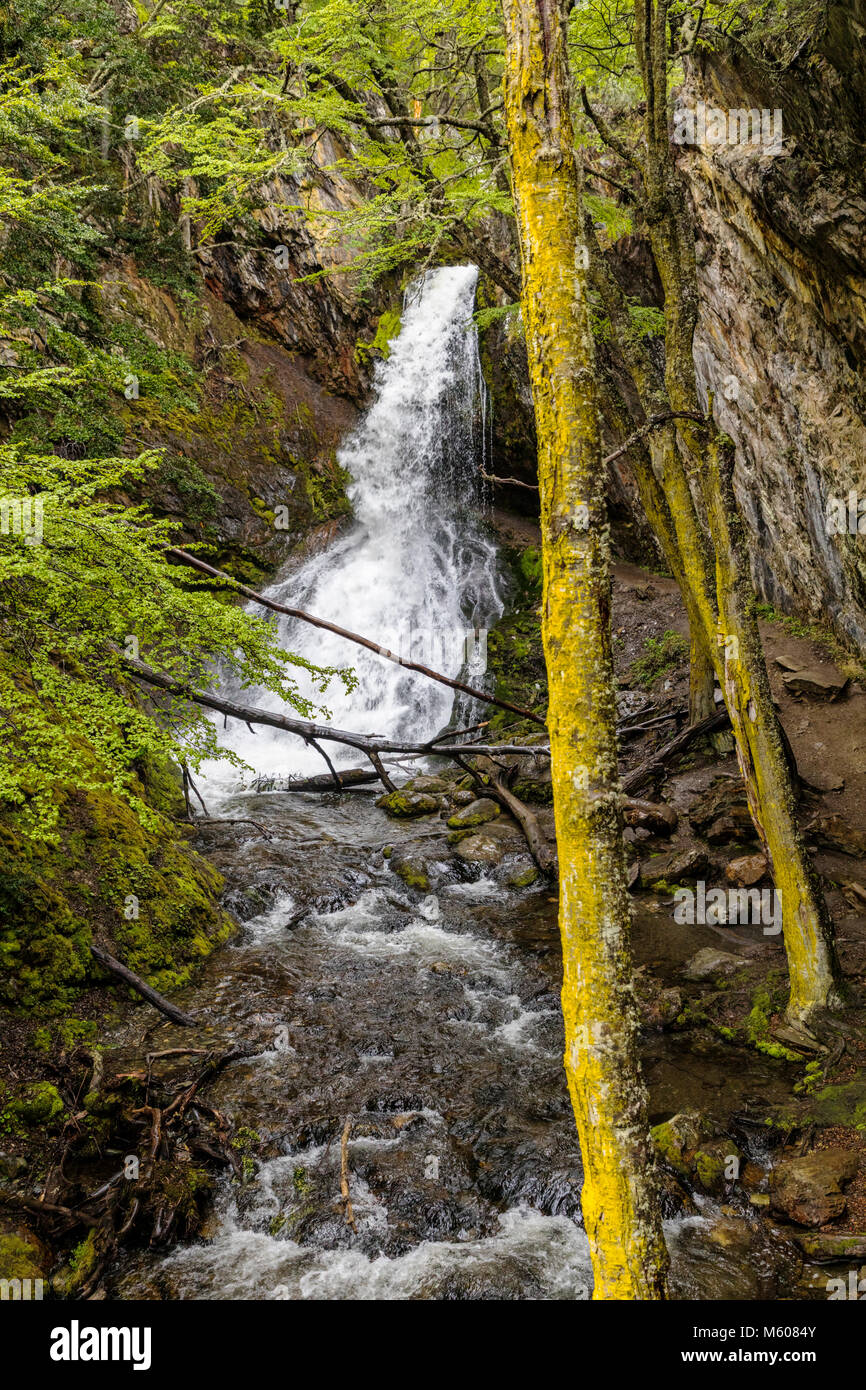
top-left (205, 264), bottom-right (503, 788)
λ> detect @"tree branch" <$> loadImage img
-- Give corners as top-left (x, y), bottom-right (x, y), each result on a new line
top-left (164, 547), bottom-right (544, 726)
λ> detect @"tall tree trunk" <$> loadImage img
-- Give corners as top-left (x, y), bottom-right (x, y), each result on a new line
top-left (630, 0), bottom-right (842, 1028)
top-left (502, 0), bottom-right (669, 1299)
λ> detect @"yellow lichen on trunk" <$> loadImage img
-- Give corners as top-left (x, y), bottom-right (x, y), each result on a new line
top-left (502, 0), bottom-right (669, 1299)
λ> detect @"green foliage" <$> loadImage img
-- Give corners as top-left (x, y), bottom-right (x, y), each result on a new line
top-left (628, 629), bottom-right (689, 689)
top-left (0, 447), bottom-right (353, 842)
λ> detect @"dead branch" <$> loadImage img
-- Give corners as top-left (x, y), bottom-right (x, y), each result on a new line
top-left (125, 651), bottom-right (547, 760)
top-left (90, 944), bottom-right (197, 1027)
top-left (455, 755), bottom-right (557, 875)
top-left (368, 748), bottom-right (397, 793)
top-left (621, 709), bottom-right (730, 794)
top-left (164, 547), bottom-right (545, 726)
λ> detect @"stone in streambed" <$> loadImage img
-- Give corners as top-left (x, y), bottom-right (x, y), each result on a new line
top-left (389, 853), bottom-right (431, 892)
top-left (446, 797), bottom-right (500, 829)
top-left (770, 1148), bottom-right (859, 1226)
top-left (449, 788), bottom-right (476, 807)
top-left (454, 820), bottom-right (523, 865)
top-left (793, 1232), bottom-right (866, 1261)
top-left (377, 789), bottom-right (441, 818)
top-left (501, 855), bottom-right (539, 888)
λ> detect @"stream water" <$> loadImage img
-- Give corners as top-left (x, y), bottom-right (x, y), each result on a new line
top-left (113, 268), bottom-right (804, 1300)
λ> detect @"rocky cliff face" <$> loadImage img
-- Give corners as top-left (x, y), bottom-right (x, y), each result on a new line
top-left (679, 4), bottom-right (866, 647)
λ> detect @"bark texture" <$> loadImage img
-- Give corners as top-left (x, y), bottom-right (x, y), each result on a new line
top-left (502, 0), bottom-right (669, 1300)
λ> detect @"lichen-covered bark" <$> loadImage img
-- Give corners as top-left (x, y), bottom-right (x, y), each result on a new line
top-left (502, 0), bottom-right (669, 1299)
top-left (703, 433), bottom-right (842, 1020)
top-left (591, 0), bottom-right (844, 1026)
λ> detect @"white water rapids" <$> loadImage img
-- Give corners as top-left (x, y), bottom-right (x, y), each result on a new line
top-left (203, 264), bottom-right (503, 789)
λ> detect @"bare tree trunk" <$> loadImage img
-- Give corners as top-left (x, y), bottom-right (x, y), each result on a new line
top-left (502, 0), bottom-right (669, 1299)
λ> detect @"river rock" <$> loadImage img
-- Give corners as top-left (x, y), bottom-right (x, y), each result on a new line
top-left (500, 855), bottom-right (539, 888)
top-left (389, 853), bottom-right (431, 892)
top-left (377, 789), bottom-right (441, 818)
top-left (449, 788), bottom-right (476, 807)
top-left (793, 1232), bottom-right (866, 1261)
top-left (446, 797), bottom-right (500, 829)
top-left (682, 947), bottom-right (749, 981)
top-left (769, 1148), bottom-right (859, 1226)
top-left (725, 853), bottom-right (768, 886)
top-left (454, 822), bottom-right (522, 865)
top-left (407, 775), bottom-right (452, 793)
top-left (651, 1112), bottom-right (741, 1192)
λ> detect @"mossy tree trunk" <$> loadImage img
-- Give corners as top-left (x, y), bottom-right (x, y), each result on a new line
top-left (583, 0), bottom-right (842, 1028)
top-left (502, 0), bottom-right (669, 1299)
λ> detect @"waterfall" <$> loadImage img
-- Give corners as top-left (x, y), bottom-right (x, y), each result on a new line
top-left (206, 264), bottom-right (503, 786)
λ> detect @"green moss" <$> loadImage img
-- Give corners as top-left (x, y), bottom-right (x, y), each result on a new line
top-left (507, 863), bottom-right (540, 888)
top-left (301, 453), bottom-right (353, 522)
top-left (377, 790), bottom-right (439, 818)
top-left (0, 1234), bottom-right (44, 1282)
top-left (0, 771), bottom-right (234, 1011)
top-left (356, 308), bottom-right (402, 364)
top-left (53, 1228), bottom-right (100, 1298)
top-left (391, 858), bottom-right (431, 892)
top-left (807, 1078), bottom-right (866, 1131)
top-left (3, 1082), bottom-right (66, 1128)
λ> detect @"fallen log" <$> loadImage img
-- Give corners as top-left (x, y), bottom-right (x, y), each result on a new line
top-left (125, 652), bottom-right (548, 759)
top-left (90, 945), bottom-right (196, 1027)
top-left (256, 768), bottom-right (380, 792)
top-left (621, 709), bottom-right (730, 795)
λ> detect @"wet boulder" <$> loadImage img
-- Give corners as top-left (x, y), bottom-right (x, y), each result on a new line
top-left (769, 1148), bottom-right (859, 1226)
top-left (446, 797), bottom-right (500, 830)
top-left (377, 790), bottom-right (441, 818)
top-left (454, 821), bottom-right (523, 865)
top-left (389, 853), bottom-right (431, 893)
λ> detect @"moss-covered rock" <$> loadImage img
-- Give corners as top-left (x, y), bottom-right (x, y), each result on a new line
top-left (376, 790), bottom-right (441, 818)
top-left (446, 797), bottom-right (500, 829)
top-left (0, 1230), bottom-right (48, 1283)
top-left (4, 1082), bottom-right (66, 1128)
top-left (0, 777), bottom-right (234, 1011)
top-left (390, 854), bottom-right (431, 892)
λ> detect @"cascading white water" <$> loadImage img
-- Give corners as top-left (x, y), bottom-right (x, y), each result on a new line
top-left (205, 264), bottom-right (503, 786)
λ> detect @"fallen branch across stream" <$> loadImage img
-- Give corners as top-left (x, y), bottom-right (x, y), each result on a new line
top-left (165, 546), bottom-right (545, 727)
top-left (125, 652), bottom-right (549, 761)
